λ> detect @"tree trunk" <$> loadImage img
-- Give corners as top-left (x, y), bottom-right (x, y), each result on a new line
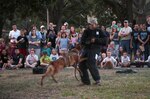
top-left (0, 16), bottom-right (5, 37)
top-left (127, 0), bottom-right (133, 23)
top-left (48, 0), bottom-right (64, 32)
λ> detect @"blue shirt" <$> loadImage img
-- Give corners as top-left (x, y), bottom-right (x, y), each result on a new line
top-left (59, 38), bottom-right (69, 49)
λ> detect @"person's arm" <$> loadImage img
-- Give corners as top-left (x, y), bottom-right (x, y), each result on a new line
top-left (37, 31), bottom-right (42, 40)
top-left (101, 58), bottom-right (106, 67)
top-left (121, 56), bottom-right (123, 63)
top-left (143, 35), bottom-right (150, 45)
top-left (18, 58), bottom-right (23, 65)
top-left (25, 55), bottom-right (30, 66)
top-left (112, 57), bottom-right (117, 67)
top-left (110, 33), bottom-right (114, 41)
top-left (127, 56), bottom-right (131, 64)
top-left (138, 32), bottom-right (145, 44)
top-left (80, 29), bottom-right (89, 46)
top-left (130, 32), bottom-right (133, 49)
top-left (118, 28), bottom-right (123, 37)
top-left (125, 27), bottom-right (132, 36)
top-left (40, 56), bottom-right (44, 64)
top-left (9, 31), bottom-right (12, 39)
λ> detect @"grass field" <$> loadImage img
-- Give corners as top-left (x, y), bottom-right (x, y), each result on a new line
top-left (0, 68), bottom-right (150, 99)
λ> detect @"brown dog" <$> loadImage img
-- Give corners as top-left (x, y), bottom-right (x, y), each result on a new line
top-left (40, 45), bottom-right (86, 86)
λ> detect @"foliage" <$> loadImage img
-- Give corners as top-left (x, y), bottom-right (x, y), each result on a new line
top-left (1, 0), bottom-right (150, 36)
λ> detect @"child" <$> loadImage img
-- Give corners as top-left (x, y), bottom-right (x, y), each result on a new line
top-left (120, 52), bottom-right (130, 67)
top-left (25, 48), bottom-right (38, 68)
top-left (59, 32), bottom-right (70, 54)
top-left (133, 49), bottom-right (145, 67)
top-left (70, 34), bottom-right (78, 49)
top-left (134, 49), bottom-right (144, 62)
top-left (101, 51), bottom-right (117, 69)
top-left (40, 51), bottom-right (51, 67)
top-left (96, 52), bottom-right (106, 68)
top-left (50, 49), bottom-right (59, 61)
top-left (41, 44), bottom-right (51, 56)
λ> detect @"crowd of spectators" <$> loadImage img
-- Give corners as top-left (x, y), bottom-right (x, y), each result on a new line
top-left (0, 16), bottom-right (150, 70)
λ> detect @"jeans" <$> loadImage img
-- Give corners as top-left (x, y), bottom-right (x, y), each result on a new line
top-left (120, 40), bottom-right (131, 54)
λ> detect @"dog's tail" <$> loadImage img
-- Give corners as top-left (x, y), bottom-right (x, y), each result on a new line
top-left (41, 65), bottom-right (54, 86)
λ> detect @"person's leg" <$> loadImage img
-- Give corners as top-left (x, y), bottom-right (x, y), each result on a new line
top-left (79, 60), bottom-right (90, 84)
top-left (79, 49), bottom-right (90, 85)
top-left (86, 49), bottom-right (100, 82)
top-left (144, 44), bottom-right (149, 60)
top-left (124, 40), bottom-right (131, 54)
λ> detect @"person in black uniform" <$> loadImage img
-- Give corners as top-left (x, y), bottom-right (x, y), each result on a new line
top-left (79, 20), bottom-right (107, 85)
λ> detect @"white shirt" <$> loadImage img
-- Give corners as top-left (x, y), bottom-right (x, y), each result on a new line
top-left (26, 54), bottom-right (38, 64)
top-left (121, 56), bottom-right (130, 64)
top-left (9, 29), bottom-right (20, 39)
top-left (119, 26), bottom-right (132, 40)
top-left (146, 56), bottom-right (150, 63)
top-left (50, 54), bottom-right (59, 61)
top-left (102, 56), bottom-right (117, 66)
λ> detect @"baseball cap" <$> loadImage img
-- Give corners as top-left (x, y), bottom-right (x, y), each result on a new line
top-left (124, 20), bottom-right (128, 23)
top-left (89, 19), bottom-right (97, 24)
top-left (40, 25), bottom-right (45, 29)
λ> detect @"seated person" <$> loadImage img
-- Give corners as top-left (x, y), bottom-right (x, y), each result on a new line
top-left (9, 48), bottom-right (24, 69)
top-left (41, 44), bottom-right (51, 56)
top-left (107, 41), bottom-right (118, 59)
top-left (101, 50), bottom-right (117, 69)
top-left (132, 49), bottom-right (145, 67)
top-left (40, 51), bottom-right (51, 67)
top-left (120, 51), bottom-right (130, 67)
top-left (96, 52), bottom-right (106, 67)
top-left (50, 49), bottom-right (59, 61)
top-left (25, 48), bottom-right (38, 68)
top-left (145, 55), bottom-right (150, 67)
top-left (0, 49), bottom-right (11, 69)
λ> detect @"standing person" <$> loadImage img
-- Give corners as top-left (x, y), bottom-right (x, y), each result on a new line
top-left (55, 32), bottom-right (61, 53)
top-left (101, 25), bottom-right (109, 53)
top-left (110, 27), bottom-right (119, 51)
top-left (17, 29), bottom-right (28, 57)
top-left (47, 22), bottom-right (57, 48)
top-left (138, 24), bottom-right (150, 60)
top-left (28, 24), bottom-right (42, 40)
top-left (118, 20), bottom-right (132, 54)
top-left (9, 24), bottom-right (20, 40)
top-left (40, 25), bottom-right (47, 49)
top-left (131, 24), bottom-right (140, 54)
top-left (79, 20), bottom-right (107, 85)
top-left (28, 29), bottom-right (41, 58)
top-left (9, 24), bottom-right (20, 56)
top-left (59, 32), bottom-right (70, 54)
